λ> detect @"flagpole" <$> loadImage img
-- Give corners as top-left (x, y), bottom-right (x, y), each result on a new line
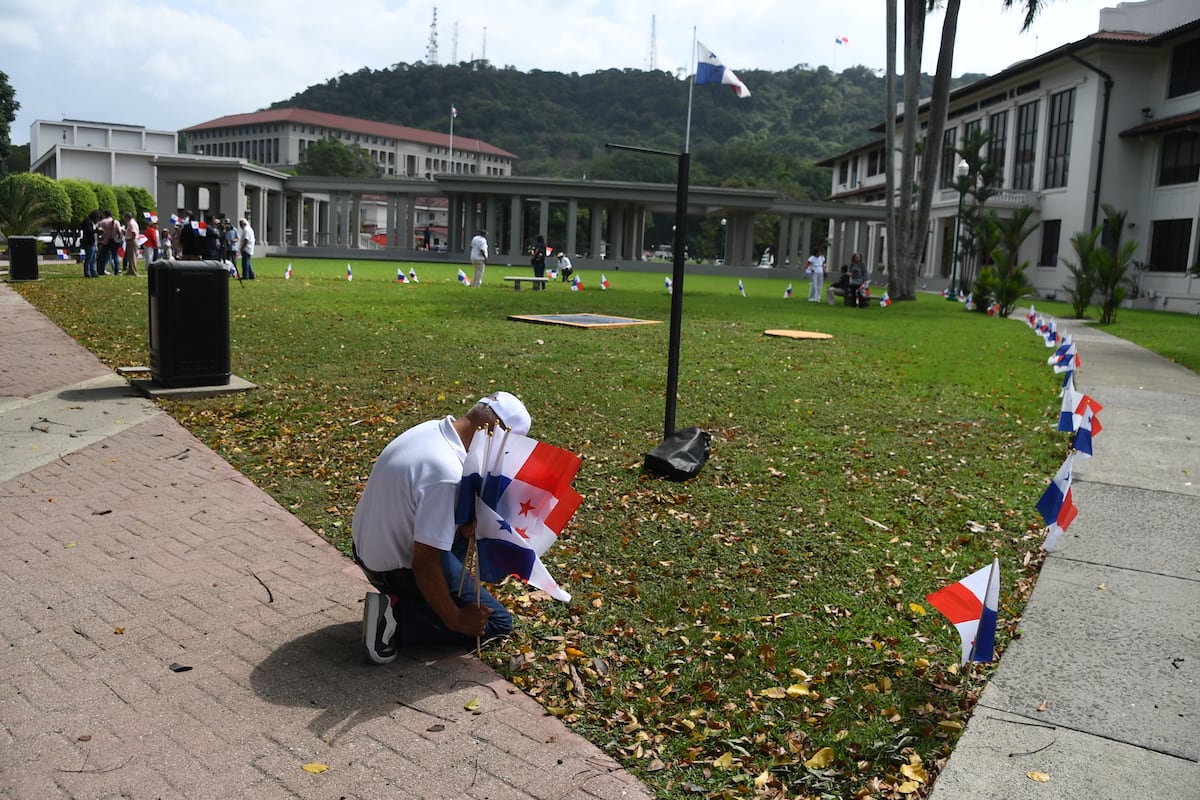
top-left (684, 28), bottom-right (697, 154)
top-left (449, 105), bottom-right (455, 174)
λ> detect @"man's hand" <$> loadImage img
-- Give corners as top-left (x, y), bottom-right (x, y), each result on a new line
top-left (451, 603), bottom-right (493, 637)
top-left (456, 519), bottom-right (478, 541)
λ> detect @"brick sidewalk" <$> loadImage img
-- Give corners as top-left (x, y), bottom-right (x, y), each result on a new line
top-left (0, 284), bottom-right (650, 800)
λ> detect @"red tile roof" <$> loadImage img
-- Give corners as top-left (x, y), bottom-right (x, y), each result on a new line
top-left (181, 108), bottom-right (517, 159)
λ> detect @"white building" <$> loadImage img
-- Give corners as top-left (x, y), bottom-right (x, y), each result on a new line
top-left (821, 0), bottom-right (1200, 312)
top-left (29, 119), bottom-right (177, 194)
top-left (180, 108), bottom-right (516, 179)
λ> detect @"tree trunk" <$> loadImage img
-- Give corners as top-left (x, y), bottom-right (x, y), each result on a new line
top-left (894, 0), bottom-right (925, 299)
top-left (909, 0), bottom-right (962, 299)
top-left (885, 0), bottom-right (899, 290)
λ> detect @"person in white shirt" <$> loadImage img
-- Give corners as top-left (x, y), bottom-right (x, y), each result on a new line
top-left (805, 246), bottom-right (826, 302)
top-left (352, 391), bottom-right (531, 664)
top-left (470, 230), bottom-right (489, 286)
top-left (556, 251), bottom-right (574, 282)
top-left (237, 218), bottom-right (256, 279)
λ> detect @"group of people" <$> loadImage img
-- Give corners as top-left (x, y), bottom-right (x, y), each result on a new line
top-left (807, 247), bottom-right (871, 307)
top-left (80, 209), bottom-right (156, 278)
top-left (78, 208), bottom-right (257, 279)
top-left (467, 230), bottom-right (573, 289)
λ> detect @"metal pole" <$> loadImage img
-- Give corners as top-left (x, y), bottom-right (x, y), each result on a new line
top-left (664, 151), bottom-right (690, 438)
top-left (949, 185), bottom-right (964, 300)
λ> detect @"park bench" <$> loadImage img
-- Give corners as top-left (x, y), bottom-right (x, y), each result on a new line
top-left (503, 276), bottom-right (549, 291)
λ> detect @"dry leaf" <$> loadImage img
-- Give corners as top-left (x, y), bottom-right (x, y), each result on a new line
top-left (803, 747), bottom-right (835, 769)
top-left (753, 769), bottom-right (771, 788)
top-left (901, 762), bottom-right (927, 783)
top-left (760, 686), bottom-right (788, 699)
top-left (938, 720), bottom-right (964, 732)
top-left (713, 751), bottom-right (735, 769)
top-left (464, 698), bottom-right (480, 711)
top-left (897, 779), bottom-right (919, 793)
top-left (1036, 700), bottom-right (1049, 712)
top-left (113, 627), bottom-right (125, 635)
top-left (302, 763), bottom-right (329, 774)
top-left (786, 683), bottom-right (810, 697)
top-left (1027, 771), bottom-right (1051, 782)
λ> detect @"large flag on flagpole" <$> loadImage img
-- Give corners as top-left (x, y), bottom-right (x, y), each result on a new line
top-left (696, 41), bottom-right (752, 98)
top-left (926, 558), bottom-right (1000, 664)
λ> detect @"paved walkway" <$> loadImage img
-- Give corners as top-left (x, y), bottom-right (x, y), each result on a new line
top-left (931, 314), bottom-right (1200, 798)
top-left (0, 283), bottom-right (651, 800)
top-left (3, 281), bottom-right (1197, 799)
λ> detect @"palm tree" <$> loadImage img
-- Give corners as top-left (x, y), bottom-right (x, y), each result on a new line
top-left (885, 1), bottom-right (1048, 300)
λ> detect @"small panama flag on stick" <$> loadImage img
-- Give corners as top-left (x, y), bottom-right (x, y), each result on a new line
top-left (457, 268), bottom-right (471, 286)
top-left (285, 263), bottom-right (292, 280)
top-left (926, 558), bottom-right (1000, 664)
top-left (396, 269), bottom-right (407, 283)
top-left (346, 264), bottom-right (353, 281)
top-left (665, 276), bottom-right (673, 294)
top-left (784, 283), bottom-right (793, 298)
top-left (571, 274), bottom-right (583, 291)
top-left (600, 273), bottom-right (609, 290)
top-left (879, 291), bottom-right (892, 307)
top-left (738, 279), bottom-right (746, 297)
top-left (409, 268), bottom-right (419, 283)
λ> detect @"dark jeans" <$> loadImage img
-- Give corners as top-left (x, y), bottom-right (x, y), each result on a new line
top-left (241, 252), bottom-right (255, 279)
top-left (353, 537), bottom-right (512, 647)
top-left (99, 242), bottom-right (121, 274)
top-left (83, 244), bottom-right (97, 277)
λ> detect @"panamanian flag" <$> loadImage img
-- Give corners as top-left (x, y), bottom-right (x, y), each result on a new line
top-left (285, 263), bottom-right (292, 280)
top-left (738, 279), bottom-right (746, 297)
top-left (457, 268), bottom-right (471, 286)
top-left (784, 283), bottom-right (793, 298)
top-left (456, 429), bottom-right (583, 601)
top-left (695, 41), bottom-right (751, 98)
top-left (665, 276), bottom-right (672, 294)
top-left (346, 264), bottom-right (353, 281)
top-left (600, 274), bottom-right (609, 290)
top-left (571, 274), bottom-right (583, 291)
top-left (926, 558), bottom-right (1000, 664)
top-left (409, 268), bottom-right (419, 283)
top-left (396, 269), bottom-right (407, 283)
top-left (1036, 453), bottom-right (1079, 551)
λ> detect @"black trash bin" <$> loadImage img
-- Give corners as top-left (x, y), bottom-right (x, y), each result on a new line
top-left (148, 259), bottom-right (231, 387)
top-left (6, 236), bottom-right (39, 281)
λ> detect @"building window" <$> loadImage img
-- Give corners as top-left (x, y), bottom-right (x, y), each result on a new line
top-left (940, 127), bottom-right (958, 188)
top-left (1159, 131), bottom-right (1200, 185)
top-left (1167, 38), bottom-right (1200, 98)
top-left (1149, 219), bottom-right (1193, 272)
top-left (1013, 100), bottom-right (1039, 190)
top-left (838, 160), bottom-right (849, 185)
top-left (1039, 220), bottom-right (1062, 266)
top-left (988, 110), bottom-right (1008, 179)
top-left (867, 147), bottom-right (880, 176)
top-left (1043, 88), bottom-right (1073, 189)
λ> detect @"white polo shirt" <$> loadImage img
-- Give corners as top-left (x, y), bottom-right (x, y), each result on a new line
top-left (351, 416), bottom-right (467, 572)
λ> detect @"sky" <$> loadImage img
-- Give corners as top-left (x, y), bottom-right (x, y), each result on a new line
top-left (3, 0), bottom-right (1114, 147)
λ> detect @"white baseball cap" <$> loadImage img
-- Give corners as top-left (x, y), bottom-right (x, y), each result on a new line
top-left (478, 391), bottom-right (531, 436)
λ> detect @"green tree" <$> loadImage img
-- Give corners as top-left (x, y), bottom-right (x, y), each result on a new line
top-left (1061, 225), bottom-right (1101, 319)
top-left (113, 186), bottom-right (135, 219)
top-left (1094, 204), bottom-right (1139, 325)
top-left (974, 204), bottom-right (1036, 317)
top-left (0, 70), bottom-right (18, 179)
top-left (296, 137), bottom-right (379, 178)
top-left (91, 182), bottom-right (119, 218)
top-left (55, 178), bottom-right (99, 247)
top-left (122, 185), bottom-right (156, 220)
top-left (0, 173), bottom-right (70, 238)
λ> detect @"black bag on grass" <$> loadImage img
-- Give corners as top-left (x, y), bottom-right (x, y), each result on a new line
top-left (644, 427), bottom-right (711, 481)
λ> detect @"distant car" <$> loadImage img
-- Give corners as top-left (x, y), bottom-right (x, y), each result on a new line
top-left (714, 258), bottom-right (724, 266)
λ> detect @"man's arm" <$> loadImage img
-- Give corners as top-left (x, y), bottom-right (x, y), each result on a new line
top-left (411, 541), bottom-right (491, 637)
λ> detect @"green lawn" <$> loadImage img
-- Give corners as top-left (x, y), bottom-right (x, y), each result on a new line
top-left (15, 257), bottom-right (1195, 798)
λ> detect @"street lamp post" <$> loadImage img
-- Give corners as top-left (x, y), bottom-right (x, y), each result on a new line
top-left (720, 217), bottom-right (727, 265)
top-left (948, 158), bottom-right (970, 301)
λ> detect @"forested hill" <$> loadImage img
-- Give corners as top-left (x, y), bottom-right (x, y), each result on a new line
top-left (270, 61), bottom-right (984, 200)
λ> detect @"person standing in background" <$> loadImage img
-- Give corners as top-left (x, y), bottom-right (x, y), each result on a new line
top-left (121, 212), bottom-right (139, 276)
top-left (142, 221), bottom-right (159, 267)
top-left (81, 210), bottom-right (99, 277)
top-left (238, 218), bottom-right (256, 279)
top-left (805, 246), bottom-right (826, 302)
top-left (530, 235), bottom-right (548, 290)
top-left (469, 229), bottom-right (489, 286)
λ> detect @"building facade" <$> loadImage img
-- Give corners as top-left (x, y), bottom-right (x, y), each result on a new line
top-left (180, 108), bottom-right (517, 180)
top-left (29, 119), bottom-right (177, 195)
top-left (821, 0), bottom-right (1200, 312)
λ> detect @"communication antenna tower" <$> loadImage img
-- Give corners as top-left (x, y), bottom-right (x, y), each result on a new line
top-left (482, 27), bottom-right (487, 63)
top-left (647, 15), bottom-right (657, 70)
top-left (426, 7), bottom-right (439, 65)
top-left (452, 21), bottom-right (458, 64)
